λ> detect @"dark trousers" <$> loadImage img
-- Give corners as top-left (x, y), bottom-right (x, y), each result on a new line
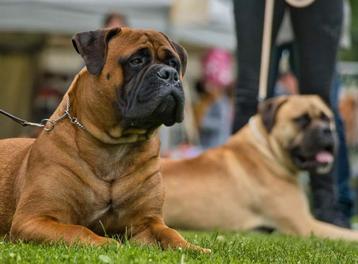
top-left (331, 73), bottom-right (354, 219)
top-left (232, 0), bottom-right (343, 130)
top-left (232, 0), bottom-right (351, 226)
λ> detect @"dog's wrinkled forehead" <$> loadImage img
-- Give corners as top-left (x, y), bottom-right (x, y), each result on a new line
top-left (108, 29), bottom-right (173, 60)
top-left (277, 95), bottom-right (333, 121)
top-left (107, 28), bottom-right (187, 75)
top-left (259, 95), bottom-right (333, 133)
top-left (72, 27), bottom-right (187, 76)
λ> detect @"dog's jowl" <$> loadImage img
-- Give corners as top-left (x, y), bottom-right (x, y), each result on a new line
top-left (0, 27), bottom-right (209, 252)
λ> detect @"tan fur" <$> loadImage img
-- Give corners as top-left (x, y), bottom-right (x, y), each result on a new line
top-left (163, 95), bottom-right (358, 241)
top-left (0, 28), bottom-right (209, 252)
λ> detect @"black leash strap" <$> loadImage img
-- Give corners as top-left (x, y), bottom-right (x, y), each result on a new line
top-left (0, 108), bottom-right (45, 128)
top-left (0, 97), bottom-right (85, 132)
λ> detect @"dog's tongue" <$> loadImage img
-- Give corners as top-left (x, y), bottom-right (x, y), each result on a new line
top-left (315, 151), bottom-right (334, 163)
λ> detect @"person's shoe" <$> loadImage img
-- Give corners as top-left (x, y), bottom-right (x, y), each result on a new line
top-left (310, 173), bottom-right (352, 229)
top-left (312, 188), bottom-right (351, 228)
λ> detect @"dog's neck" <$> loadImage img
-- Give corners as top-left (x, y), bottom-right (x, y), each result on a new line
top-left (75, 131), bottom-right (160, 182)
top-left (42, 70), bottom-right (161, 181)
top-left (248, 116), bottom-right (298, 175)
top-left (62, 70), bottom-right (154, 145)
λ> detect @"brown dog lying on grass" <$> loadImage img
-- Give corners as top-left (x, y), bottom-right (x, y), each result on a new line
top-left (163, 95), bottom-right (358, 241)
top-left (0, 27), bottom-right (209, 252)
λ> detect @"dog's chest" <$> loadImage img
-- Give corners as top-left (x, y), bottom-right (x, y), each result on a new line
top-left (87, 197), bottom-right (114, 222)
top-left (94, 148), bottom-right (133, 182)
top-left (86, 201), bottom-right (136, 235)
top-left (83, 144), bottom-right (162, 232)
top-left (86, 172), bottom-right (162, 232)
top-left (86, 187), bottom-right (122, 225)
top-left (86, 197), bottom-right (123, 232)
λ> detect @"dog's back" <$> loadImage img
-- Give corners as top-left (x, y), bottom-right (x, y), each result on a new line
top-left (0, 138), bottom-right (34, 234)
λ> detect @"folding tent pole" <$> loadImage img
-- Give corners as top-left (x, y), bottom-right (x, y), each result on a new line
top-left (258, 0), bottom-right (275, 101)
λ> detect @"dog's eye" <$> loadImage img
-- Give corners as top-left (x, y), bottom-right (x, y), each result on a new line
top-left (168, 58), bottom-right (178, 69)
top-left (129, 57), bottom-right (145, 67)
top-left (320, 112), bottom-right (330, 122)
top-left (294, 113), bottom-right (311, 128)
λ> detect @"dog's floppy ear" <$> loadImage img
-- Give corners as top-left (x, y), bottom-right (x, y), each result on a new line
top-left (259, 96), bottom-right (288, 133)
top-left (72, 27), bottom-right (120, 75)
top-left (171, 41), bottom-right (188, 76)
top-left (160, 32), bottom-right (188, 76)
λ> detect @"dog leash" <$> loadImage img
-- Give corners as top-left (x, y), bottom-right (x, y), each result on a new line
top-left (0, 109), bottom-right (45, 128)
top-left (0, 96), bottom-right (86, 132)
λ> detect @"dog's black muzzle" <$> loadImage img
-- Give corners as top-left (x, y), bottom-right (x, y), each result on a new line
top-left (290, 124), bottom-right (336, 174)
top-left (119, 64), bottom-right (185, 130)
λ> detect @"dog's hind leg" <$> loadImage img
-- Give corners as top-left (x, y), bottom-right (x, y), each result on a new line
top-left (307, 220), bottom-right (358, 241)
top-left (267, 190), bottom-right (358, 241)
top-left (276, 214), bottom-right (358, 241)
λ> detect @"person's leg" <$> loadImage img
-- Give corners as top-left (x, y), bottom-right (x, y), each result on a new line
top-left (289, 0), bottom-right (347, 226)
top-left (268, 44), bottom-right (284, 98)
top-left (289, 0), bottom-right (343, 104)
top-left (232, 0), bottom-right (285, 132)
top-left (268, 42), bottom-right (299, 97)
top-left (331, 72), bottom-right (354, 220)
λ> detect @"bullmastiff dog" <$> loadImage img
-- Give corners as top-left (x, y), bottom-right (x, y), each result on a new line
top-left (0, 27), bottom-right (209, 252)
top-left (163, 95), bottom-right (358, 241)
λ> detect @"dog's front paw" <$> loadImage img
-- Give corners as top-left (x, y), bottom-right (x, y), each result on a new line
top-left (92, 237), bottom-right (121, 247)
top-left (184, 243), bottom-right (212, 254)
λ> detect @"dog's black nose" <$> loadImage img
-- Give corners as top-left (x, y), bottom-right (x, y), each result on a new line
top-left (157, 66), bottom-right (179, 83)
top-left (318, 126), bottom-right (335, 149)
top-left (320, 125), bottom-right (332, 137)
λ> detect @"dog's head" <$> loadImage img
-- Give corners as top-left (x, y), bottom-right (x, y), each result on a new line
top-left (72, 27), bottom-right (187, 134)
top-left (259, 95), bottom-right (336, 174)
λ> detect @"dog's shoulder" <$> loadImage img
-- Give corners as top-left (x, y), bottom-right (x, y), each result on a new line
top-left (0, 138), bottom-right (34, 169)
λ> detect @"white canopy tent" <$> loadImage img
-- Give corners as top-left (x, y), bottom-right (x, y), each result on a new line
top-left (0, 0), bottom-right (236, 50)
top-left (0, 0), bottom-right (172, 33)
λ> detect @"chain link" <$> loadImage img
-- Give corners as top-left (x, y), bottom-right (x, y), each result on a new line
top-left (43, 96), bottom-right (86, 132)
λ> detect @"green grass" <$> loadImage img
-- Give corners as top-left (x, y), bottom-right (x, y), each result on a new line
top-left (1, 231), bottom-right (358, 264)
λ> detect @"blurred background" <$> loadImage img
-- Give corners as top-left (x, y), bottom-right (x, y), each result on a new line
top-left (0, 0), bottom-right (358, 214)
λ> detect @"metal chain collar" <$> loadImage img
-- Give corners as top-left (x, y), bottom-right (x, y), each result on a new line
top-left (42, 96), bottom-right (86, 132)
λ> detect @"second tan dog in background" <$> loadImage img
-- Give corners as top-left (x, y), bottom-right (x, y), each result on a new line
top-left (163, 95), bottom-right (358, 241)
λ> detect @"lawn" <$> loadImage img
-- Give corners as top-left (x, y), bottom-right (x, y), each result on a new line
top-left (1, 231), bottom-right (357, 264)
